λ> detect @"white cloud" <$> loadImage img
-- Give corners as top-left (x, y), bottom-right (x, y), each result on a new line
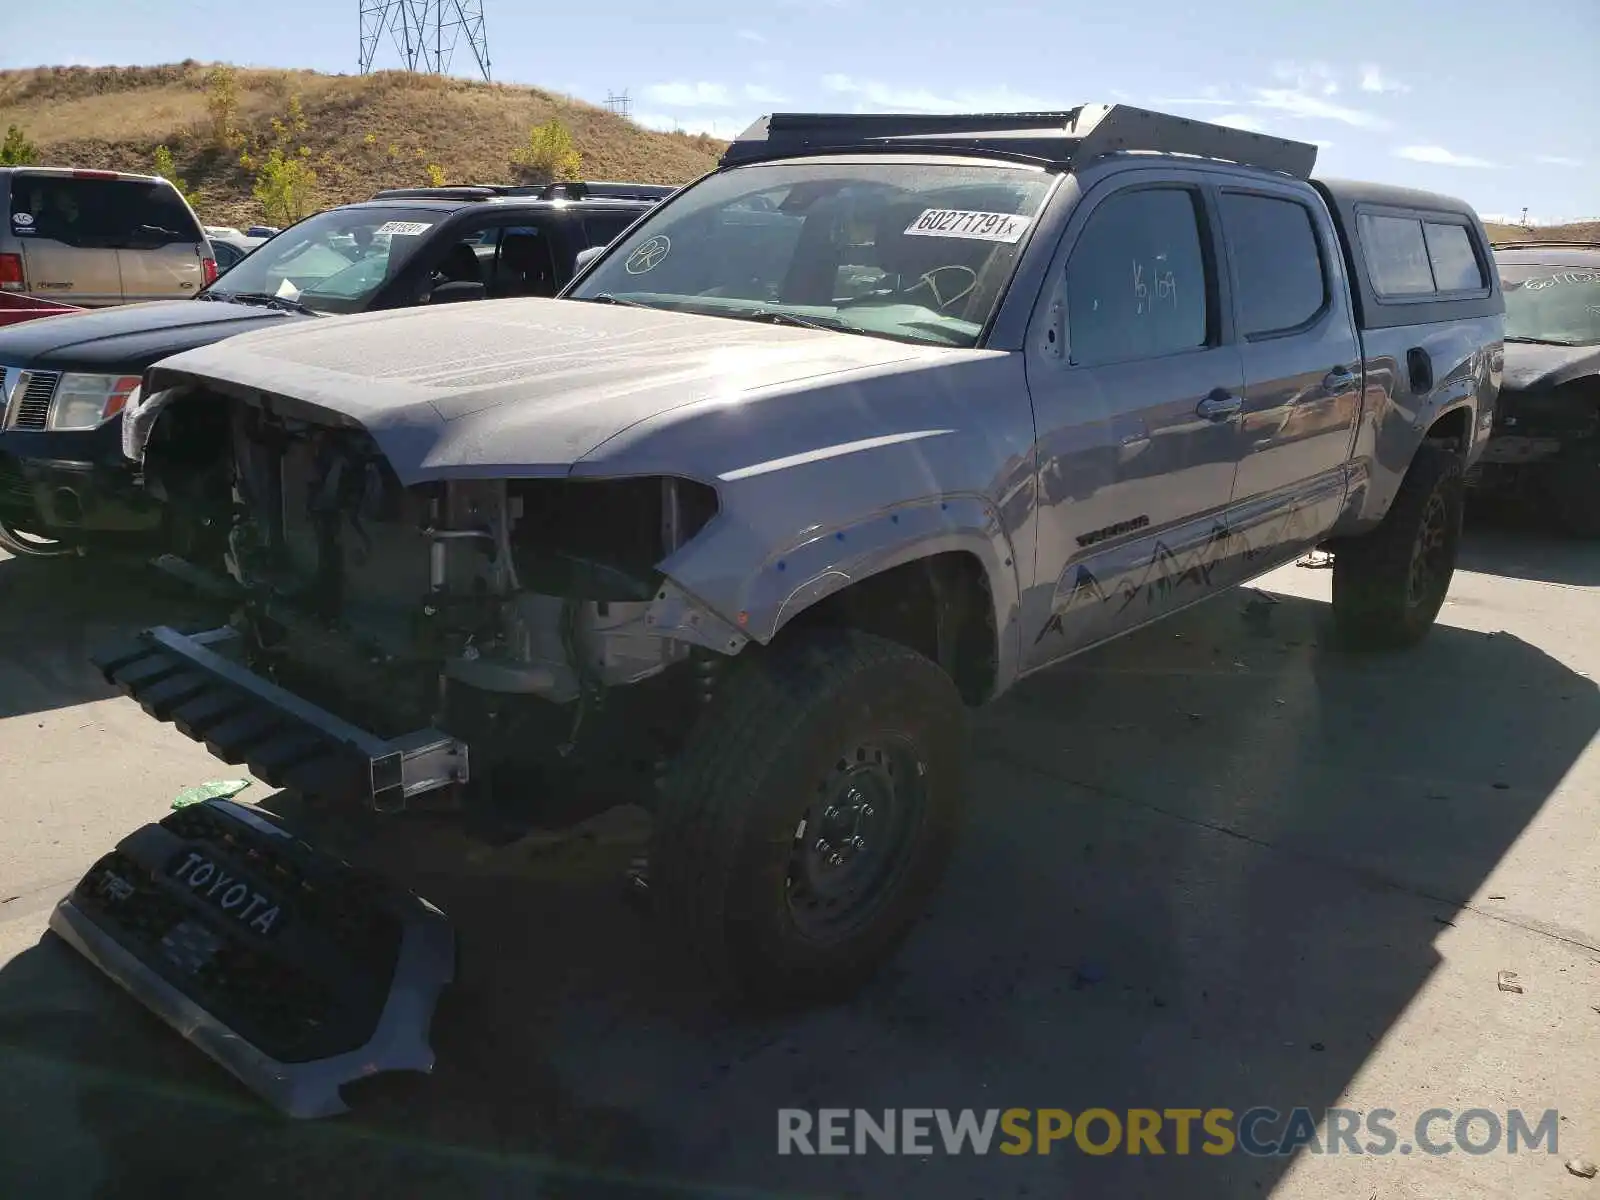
top-left (743, 83), bottom-right (786, 105)
top-left (737, 30), bottom-right (767, 44)
top-left (1213, 113), bottom-right (1268, 132)
top-left (640, 81), bottom-right (733, 108)
top-left (1535, 154), bottom-right (1584, 168)
top-left (1272, 61), bottom-right (1340, 96)
top-left (821, 73), bottom-right (1055, 114)
top-left (1394, 144), bottom-right (1499, 168)
top-left (1251, 88), bottom-right (1389, 129)
top-left (1358, 65), bottom-right (1409, 94)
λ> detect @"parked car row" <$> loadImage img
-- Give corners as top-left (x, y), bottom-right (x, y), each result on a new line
top-left (0, 174), bottom-right (663, 555)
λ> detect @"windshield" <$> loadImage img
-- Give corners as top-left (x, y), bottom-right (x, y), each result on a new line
top-left (201, 206), bottom-right (442, 314)
top-left (567, 160), bottom-right (1055, 348)
top-left (1500, 262), bottom-right (1600, 347)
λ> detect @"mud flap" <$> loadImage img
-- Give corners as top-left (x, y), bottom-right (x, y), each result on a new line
top-left (49, 797), bottom-right (455, 1119)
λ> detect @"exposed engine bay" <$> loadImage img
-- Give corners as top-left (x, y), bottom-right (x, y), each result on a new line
top-left (139, 385), bottom-right (744, 826)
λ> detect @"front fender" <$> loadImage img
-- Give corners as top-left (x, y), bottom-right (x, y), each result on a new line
top-left (659, 493), bottom-right (1024, 694)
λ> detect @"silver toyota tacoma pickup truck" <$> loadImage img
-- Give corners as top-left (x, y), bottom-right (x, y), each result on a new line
top-left (63, 106), bottom-right (1503, 1115)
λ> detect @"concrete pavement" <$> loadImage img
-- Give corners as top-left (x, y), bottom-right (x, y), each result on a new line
top-left (0, 526), bottom-right (1595, 1199)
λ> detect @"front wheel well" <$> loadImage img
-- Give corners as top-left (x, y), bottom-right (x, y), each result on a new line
top-left (779, 552), bottom-right (997, 706)
top-left (1426, 405), bottom-right (1471, 455)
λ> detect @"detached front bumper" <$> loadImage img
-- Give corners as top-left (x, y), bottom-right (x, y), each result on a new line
top-left (93, 625), bottom-right (469, 811)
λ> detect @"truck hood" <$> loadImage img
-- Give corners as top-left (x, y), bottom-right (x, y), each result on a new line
top-left (0, 299), bottom-right (300, 373)
top-left (150, 298), bottom-right (951, 485)
top-left (1502, 341), bottom-right (1600, 393)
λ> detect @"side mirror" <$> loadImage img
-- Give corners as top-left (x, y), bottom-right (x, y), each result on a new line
top-left (431, 280), bottom-right (486, 304)
top-left (574, 245), bottom-right (605, 273)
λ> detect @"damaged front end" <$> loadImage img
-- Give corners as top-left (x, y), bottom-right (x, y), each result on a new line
top-left (110, 382), bottom-right (749, 824)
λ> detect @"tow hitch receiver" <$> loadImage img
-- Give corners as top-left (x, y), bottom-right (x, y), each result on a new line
top-left (49, 798), bottom-right (455, 1119)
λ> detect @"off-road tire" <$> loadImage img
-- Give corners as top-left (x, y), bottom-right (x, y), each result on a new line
top-left (1332, 442), bottom-right (1464, 649)
top-left (652, 629), bottom-right (968, 1008)
top-left (1543, 440), bottom-right (1600, 539)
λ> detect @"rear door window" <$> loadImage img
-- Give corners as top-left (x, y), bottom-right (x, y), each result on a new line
top-left (581, 210), bottom-right (641, 248)
top-left (7, 175), bottom-right (202, 248)
top-left (1220, 192), bottom-right (1328, 336)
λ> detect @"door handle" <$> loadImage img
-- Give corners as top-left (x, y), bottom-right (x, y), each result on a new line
top-left (1196, 390), bottom-right (1242, 421)
top-left (1322, 366), bottom-right (1358, 394)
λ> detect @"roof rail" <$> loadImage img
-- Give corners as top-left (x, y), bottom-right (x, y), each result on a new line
top-left (720, 105), bottom-right (1318, 178)
top-left (369, 181), bottom-right (675, 203)
top-left (1490, 239), bottom-right (1600, 251)
top-left (533, 180), bottom-right (678, 201)
top-left (370, 186), bottom-right (500, 201)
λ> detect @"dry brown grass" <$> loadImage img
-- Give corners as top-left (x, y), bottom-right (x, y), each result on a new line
top-left (1483, 220), bottom-right (1600, 244)
top-left (0, 63), bottom-right (726, 225)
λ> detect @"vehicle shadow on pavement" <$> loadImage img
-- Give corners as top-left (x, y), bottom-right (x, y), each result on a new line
top-left (0, 578), bottom-right (1596, 1199)
top-left (1460, 504), bottom-right (1600, 587)
top-left (0, 552), bottom-right (225, 721)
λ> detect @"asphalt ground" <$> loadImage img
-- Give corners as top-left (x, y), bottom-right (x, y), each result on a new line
top-left (1, 517), bottom-right (1596, 1199)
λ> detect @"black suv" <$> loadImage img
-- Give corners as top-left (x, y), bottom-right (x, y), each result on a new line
top-left (1474, 240), bottom-right (1600, 536)
top-left (0, 183), bottom-right (662, 556)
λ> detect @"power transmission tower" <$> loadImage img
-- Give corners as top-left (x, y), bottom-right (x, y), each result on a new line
top-left (359, 0), bottom-right (492, 81)
top-left (605, 90), bottom-right (632, 119)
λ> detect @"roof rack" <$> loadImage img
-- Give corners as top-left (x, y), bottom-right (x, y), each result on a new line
top-left (369, 181), bottom-right (676, 203)
top-left (720, 105), bottom-right (1318, 178)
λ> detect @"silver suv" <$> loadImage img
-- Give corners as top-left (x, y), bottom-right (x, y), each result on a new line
top-left (0, 167), bottom-right (215, 306)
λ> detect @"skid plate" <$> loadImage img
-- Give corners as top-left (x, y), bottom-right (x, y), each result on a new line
top-left (50, 797), bottom-right (455, 1119)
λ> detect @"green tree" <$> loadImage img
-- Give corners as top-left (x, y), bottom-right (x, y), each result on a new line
top-left (204, 65), bottom-right (240, 148)
top-left (514, 119), bottom-right (581, 182)
top-left (251, 148), bottom-right (318, 226)
top-left (152, 145), bottom-right (200, 209)
top-left (0, 124), bottom-right (37, 167)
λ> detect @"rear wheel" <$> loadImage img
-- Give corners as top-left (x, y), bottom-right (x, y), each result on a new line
top-left (1332, 442), bottom-right (1464, 649)
top-left (1542, 440), bottom-right (1600, 539)
top-left (652, 629), bottom-right (968, 1007)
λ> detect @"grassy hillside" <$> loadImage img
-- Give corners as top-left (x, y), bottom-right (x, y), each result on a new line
top-left (1482, 220), bottom-right (1598, 244)
top-left (0, 63), bottom-right (725, 226)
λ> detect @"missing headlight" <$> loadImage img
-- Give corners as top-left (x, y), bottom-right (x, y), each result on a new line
top-left (507, 476), bottom-right (718, 601)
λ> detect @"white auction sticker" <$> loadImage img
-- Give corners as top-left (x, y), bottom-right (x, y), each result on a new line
top-left (374, 220), bottom-right (432, 236)
top-left (904, 209), bottom-right (1031, 243)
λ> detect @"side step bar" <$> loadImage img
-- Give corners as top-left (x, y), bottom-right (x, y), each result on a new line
top-left (51, 798), bottom-right (455, 1118)
top-left (92, 626), bottom-right (469, 812)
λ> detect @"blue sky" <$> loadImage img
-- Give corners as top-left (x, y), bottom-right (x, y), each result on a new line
top-left (2, 0), bottom-right (1595, 221)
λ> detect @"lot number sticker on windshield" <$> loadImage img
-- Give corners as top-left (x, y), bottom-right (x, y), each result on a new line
top-left (625, 235), bottom-right (671, 274)
top-left (375, 220), bottom-right (433, 236)
top-left (905, 209), bottom-right (1031, 243)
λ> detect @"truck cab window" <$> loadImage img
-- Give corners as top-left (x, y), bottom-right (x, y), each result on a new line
top-left (1359, 214), bottom-right (1435, 296)
top-left (1065, 188), bottom-right (1209, 367)
top-left (1423, 222), bottom-right (1485, 293)
top-left (1220, 192), bottom-right (1327, 336)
